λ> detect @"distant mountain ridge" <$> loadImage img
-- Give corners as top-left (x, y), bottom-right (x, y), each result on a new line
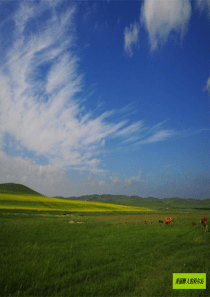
top-left (0, 183), bottom-right (44, 196)
top-left (57, 194), bottom-right (210, 210)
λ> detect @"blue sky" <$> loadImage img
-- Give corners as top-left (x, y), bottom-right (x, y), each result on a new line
top-left (0, 0), bottom-right (209, 199)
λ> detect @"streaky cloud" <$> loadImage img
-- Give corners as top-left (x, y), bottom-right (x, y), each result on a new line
top-left (0, 0), bottom-right (179, 174)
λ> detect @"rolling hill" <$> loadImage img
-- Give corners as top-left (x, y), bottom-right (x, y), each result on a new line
top-left (63, 194), bottom-right (210, 210)
top-left (0, 183), bottom-right (44, 196)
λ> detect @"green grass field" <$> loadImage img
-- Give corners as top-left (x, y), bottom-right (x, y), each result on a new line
top-left (0, 188), bottom-right (209, 296)
top-left (0, 210), bottom-right (209, 296)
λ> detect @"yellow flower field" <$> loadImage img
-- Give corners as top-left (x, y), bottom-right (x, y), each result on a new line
top-left (0, 193), bottom-right (154, 212)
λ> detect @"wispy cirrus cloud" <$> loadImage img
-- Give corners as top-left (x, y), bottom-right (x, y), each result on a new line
top-left (124, 22), bottom-right (139, 57)
top-left (0, 0), bottom-right (177, 175)
top-left (137, 130), bottom-right (175, 145)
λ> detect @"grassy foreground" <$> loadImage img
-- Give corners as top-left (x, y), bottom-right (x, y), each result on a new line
top-left (0, 210), bottom-right (209, 297)
top-left (0, 193), bottom-right (154, 212)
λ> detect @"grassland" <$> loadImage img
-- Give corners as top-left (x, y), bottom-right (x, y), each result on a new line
top-left (0, 186), bottom-right (209, 296)
top-left (0, 210), bottom-right (209, 297)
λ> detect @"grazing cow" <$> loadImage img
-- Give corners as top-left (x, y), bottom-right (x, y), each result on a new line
top-left (165, 217), bottom-right (174, 225)
top-left (200, 218), bottom-right (208, 232)
top-left (191, 222), bottom-right (196, 226)
top-left (150, 222), bottom-right (153, 225)
top-left (144, 221), bottom-right (147, 224)
top-left (159, 220), bottom-right (163, 223)
top-left (200, 218), bottom-right (207, 225)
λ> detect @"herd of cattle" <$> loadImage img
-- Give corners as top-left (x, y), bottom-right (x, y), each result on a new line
top-left (143, 217), bottom-right (208, 232)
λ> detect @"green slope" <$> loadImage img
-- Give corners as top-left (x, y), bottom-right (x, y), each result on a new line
top-left (0, 183), bottom-right (44, 196)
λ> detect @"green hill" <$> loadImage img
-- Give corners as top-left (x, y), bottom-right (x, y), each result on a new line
top-left (0, 183), bottom-right (44, 196)
top-left (66, 194), bottom-right (210, 210)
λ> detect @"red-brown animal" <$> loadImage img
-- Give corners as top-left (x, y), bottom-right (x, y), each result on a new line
top-left (191, 222), bottom-right (196, 226)
top-left (150, 222), bottom-right (153, 225)
top-left (200, 218), bottom-right (208, 232)
top-left (200, 218), bottom-right (207, 225)
top-left (144, 221), bottom-right (147, 224)
top-left (165, 217), bottom-right (174, 225)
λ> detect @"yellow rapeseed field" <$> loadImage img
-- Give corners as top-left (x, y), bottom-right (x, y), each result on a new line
top-left (0, 193), bottom-right (154, 212)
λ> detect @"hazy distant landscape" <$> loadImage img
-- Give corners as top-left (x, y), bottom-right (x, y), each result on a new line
top-left (55, 194), bottom-right (210, 211)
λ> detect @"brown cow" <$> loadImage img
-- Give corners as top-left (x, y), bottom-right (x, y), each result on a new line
top-left (201, 218), bottom-right (207, 227)
top-left (201, 218), bottom-right (208, 232)
top-left (165, 217), bottom-right (174, 225)
top-left (144, 221), bottom-right (147, 224)
top-left (150, 222), bottom-right (153, 225)
top-left (200, 218), bottom-right (207, 225)
top-left (191, 222), bottom-right (196, 226)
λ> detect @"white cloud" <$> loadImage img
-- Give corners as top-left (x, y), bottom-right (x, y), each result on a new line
top-left (88, 173), bottom-right (92, 182)
top-left (138, 130), bottom-right (175, 144)
top-left (1, 149), bottom-right (207, 199)
top-left (98, 180), bottom-right (106, 186)
top-left (124, 22), bottom-right (139, 57)
top-left (141, 0), bottom-right (192, 51)
top-left (116, 122), bottom-right (143, 136)
top-left (0, 150), bottom-right (68, 195)
top-left (125, 170), bottom-right (142, 184)
top-left (125, 177), bottom-right (132, 185)
top-left (205, 77), bottom-right (210, 94)
top-left (111, 177), bottom-right (120, 183)
top-left (196, 0), bottom-right (210, 15)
